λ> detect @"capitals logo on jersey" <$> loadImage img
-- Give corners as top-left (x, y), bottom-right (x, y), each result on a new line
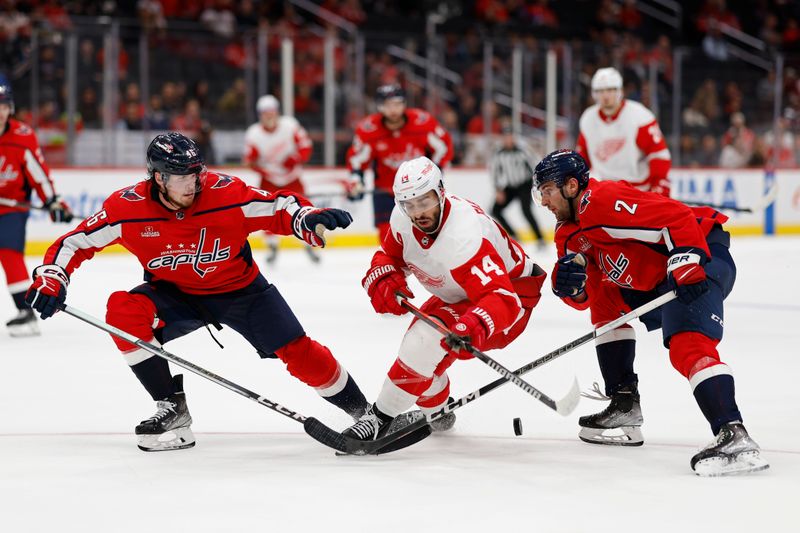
top-left (600, 251), bottom-right (633, 288)
top-left (120, 186), bottom-right (146, 202)
top-left (146, 227), bottom-right (231, 278)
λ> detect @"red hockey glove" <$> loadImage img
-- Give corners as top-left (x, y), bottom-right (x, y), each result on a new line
top-left (440, 311), bottom-right (490, 360)
top-left (667, 248), bottom-right (709, 304)
top-left (292, 206), bottom-right (353, 247)
top-left (649, 177), bottom-right (671, 198)
top-left (25, 264), bottom-right (69, 320)
top-left (345, 172), bottom-right (365, 201)
top-left (46, 196), bottom-right (74, 223)
top-left (282, 155), bottom-right (300, 172)
top-left (362, 264), bottom-right (413, 315)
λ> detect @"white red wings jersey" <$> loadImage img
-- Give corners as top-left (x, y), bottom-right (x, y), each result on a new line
top-left (374, 195), bottom-right (536, 336)
top-left (576, 99), bottom-right (671, 192)
top-left (43, 172), bottom-right (311, 295)
top-left (562, 178), bottom-right (727, 292)
top-left (0, 118), bottom-right (58, 215)
top-left (346, 108), bottom-right (453, 191)
top-left (243, 116), bottom-right (312, 186)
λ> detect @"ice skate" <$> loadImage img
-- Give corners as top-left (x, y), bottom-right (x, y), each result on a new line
top-left (387, 408), bottom-right (456, 434)
top-left (265, 242), bottom-right (279, 264)
top-left (578, 383), bottom-right (643, 446)
top-left (691, 421), bottom-right (769, 477)
top-left (135, 375), bottom-right (195, 452)
top-left (6, 309), bottom-right (40, 337)
top-left (343, 404), bottom-right (388, 441)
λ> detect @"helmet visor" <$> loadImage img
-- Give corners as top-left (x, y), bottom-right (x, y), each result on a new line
top-left (398, 192), bottom-right (440, 217)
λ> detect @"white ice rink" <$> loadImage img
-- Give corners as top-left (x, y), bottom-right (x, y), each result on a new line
top-left (1, 237), bottom-right (798, 532)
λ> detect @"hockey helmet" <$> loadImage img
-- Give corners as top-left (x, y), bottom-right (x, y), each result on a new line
top-left (256, 94), bottom-right (279, 114)
top-left (532, 149), bottom-right (589, 202)
top-left (146, 132), bottom-right (207, 192)
top-left (393, 156), bottom-right (446, 230)
top-left (0, 74), bottom-right (14, 113)
top-left (591, 67), bottom-right (623, 104)
top-left (376, 84), bottom-right (406, 106)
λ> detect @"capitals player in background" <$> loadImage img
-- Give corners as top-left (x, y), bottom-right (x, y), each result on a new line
top-left (559, 67), bottom-right (672, 446)
top-left (343, 156), bottom-right (546, 441)
top-left (244, 94), bottom-right (319, 263)
top-left (534, 149), bottom-right (767, 476)
top-left (25, 132), bottom-right (369, 452)
top-left (0, 76), bottom-right (73, 337)
top-left (346, 84), bottom-right (453, 240)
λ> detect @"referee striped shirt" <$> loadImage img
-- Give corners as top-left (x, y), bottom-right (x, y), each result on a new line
top-left (490, 144), bottom-right (535, 189)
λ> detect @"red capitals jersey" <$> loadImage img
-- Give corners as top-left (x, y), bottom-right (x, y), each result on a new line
top-left (0, 118), bottom-right (58, 216)
top-left (558, 178), bottom-right (727, 293)
top-left (369, 196), bottom-right (538, 338)
top-left (43, 172), bottom-right (311, 295)
top-left (346, 109), bottom-right (453, 192)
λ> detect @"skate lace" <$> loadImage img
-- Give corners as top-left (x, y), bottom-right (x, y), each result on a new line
top-left (581, 382), bottom-right (610, 401)
top-left (349, 417), bottom-right (379, 440)
top-left (146, 400), bottom-right (177, 423)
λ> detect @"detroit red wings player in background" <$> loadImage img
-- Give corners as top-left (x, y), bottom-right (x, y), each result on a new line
top-left (576, 67), bottom-right (671, 196)
top-left (0, 76), bottom-right (73, 337)
top-left (342, 156), bottom-right (546, 441)
top-left (346, 84), bottom-right (453, 240)
top-left (243, 94), bottom-right (318, 263)
top-left (25, 132), bottom-right (369, 452)
top-left (563, 67), bottom-right (672, 441)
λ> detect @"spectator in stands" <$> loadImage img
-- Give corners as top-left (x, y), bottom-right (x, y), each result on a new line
top-left (525, 0), bottom-right (558, 28)
top-left (762, 108), bottom-right (798, 168)
top-left (120, 101), bottom-right (143, 130)
top-left (217, 77), bottom-right (247, 122)
top-left (696, 134), bottom-right (720, 167)
top-left (78, 86), bottom-right (100, 128)
top-left (702, 21), bottom-right (730, 61)
top-left (784, 18), bottom-right (800, 50)
top-left (466, 100), bottom-right (502, 135)
top-left (171, 99), bottom-right (203, 138)
top-left (137, 0), bottom-right (166, 35)
top-left (201, 0), bottom-right (236, 38)
top-left (690, 79), bottom-right (721, 131)
top-left (145, 94), bottom-right (170, 130)
top-left (696, 0), bottom-right (740, 34)
top-left (719, 112), bottom-right (755, 168)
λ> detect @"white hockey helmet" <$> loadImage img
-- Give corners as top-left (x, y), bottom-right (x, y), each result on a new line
top-left (256, 94), bottom-right (279, 113)
top-left (393, 157), bottom-right (446, 229)
top-left (591, 67), bottom-right (623, 106)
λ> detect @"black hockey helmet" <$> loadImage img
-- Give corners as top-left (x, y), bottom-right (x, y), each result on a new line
top-left (376, 84), bottom-right (406, 105)
top-left (533, 149), bottom-right (589, 193)
top-left (0, 73), bottom-right (14, 113)
top-left (146, 132), bottom-right (206, 193)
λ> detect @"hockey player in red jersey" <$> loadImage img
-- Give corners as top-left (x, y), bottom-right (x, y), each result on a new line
top-left (342, 156), bottom-right (546, 441)
top-left (0, 76), bottom-right (73, 337)
top-left (345, 84), bottom-right (453, 240)
top-left (244, 94), bottom-right (319, 264)
top-left (25, 132), bottom-right (369, 452)
top-left (534, 149), bottom-right (768, 476)
top-left (569, 67), bottom-right (672, 444)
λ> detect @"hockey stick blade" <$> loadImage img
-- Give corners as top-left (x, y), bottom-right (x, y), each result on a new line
top-left (303, 417), bottom-right (432, 456)
top-left (555, 377), bottom-right (581, 416)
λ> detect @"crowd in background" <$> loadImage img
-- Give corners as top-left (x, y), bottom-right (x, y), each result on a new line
top-left (1, 0), bottom-right (800, 167)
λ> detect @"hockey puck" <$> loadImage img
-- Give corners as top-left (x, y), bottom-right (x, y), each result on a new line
top-left (513, 417), bottom-right (523, 436)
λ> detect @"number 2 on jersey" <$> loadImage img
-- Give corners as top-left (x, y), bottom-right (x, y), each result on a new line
top-left (614, 200), bottom-right (638, 215)
top-left (470, 255), bottom-right (503, 286)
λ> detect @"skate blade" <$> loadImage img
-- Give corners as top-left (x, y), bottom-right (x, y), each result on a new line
top-left (579, 426), bottom-right (644, 447)
top-left (693, 451), bottom-right (770, 477)
top-left (7, 323), bottom-right (41, 337)
top-left (137, 427), bottom-right (196, 452)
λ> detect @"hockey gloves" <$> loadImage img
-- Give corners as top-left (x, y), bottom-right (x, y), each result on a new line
top-left (293, 206), bottom-right (353, 247)
top-left (345, 172), bottom-right (365, 201)
top-left (667, 248), bottom-right (709, 304)
top-left (441, 311), bottom-right (489, 360)
top-left (552, 253), bottom-right (587, 298)
top-left (362, 264), bottom-right (413, 315)
top-left (46, 196), bottom-right (74, 223)
top-left (25, 264), bottom-right (69, 319)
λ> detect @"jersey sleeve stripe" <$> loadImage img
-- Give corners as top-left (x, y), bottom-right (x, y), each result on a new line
top-left (645, 148), bottom-right (671, 161)
top-left (599, 226), bottom-right (675, 250)
top-left (348, 142), bottom-right (372, 169)
top-left (54, 224), bottom-right (123, 268)
top-left (239, 195), bottom-right (301, 219)
top-left (427, 131), bottom-right (448, 164)
top-left (24, 148), bottom-right (54, 199)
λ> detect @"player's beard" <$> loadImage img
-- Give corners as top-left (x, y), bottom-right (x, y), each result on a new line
top-left (160, 186), bottom-right (196, 210)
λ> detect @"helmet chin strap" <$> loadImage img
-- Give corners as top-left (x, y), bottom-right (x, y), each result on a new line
top-left (559, 185), bottom-right (580, 222)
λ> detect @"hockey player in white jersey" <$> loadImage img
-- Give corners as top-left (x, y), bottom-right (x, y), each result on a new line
top-left (576, 67), bottom-right (671, 196)
top-left (244, 94), bottom-right (318, 263)
top-left (342, 156), bottom-right (546, 441)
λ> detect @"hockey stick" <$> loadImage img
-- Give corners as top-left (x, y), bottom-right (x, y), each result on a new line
top-left (0, 196), bottom-right (87, 218)
top-left (679, 182), bottom-right (777, 213)
top-left (398, 295), bottom-right (580, 416)
top-left (58, 303), bottom-right (431, 455)
top-left (372, 291), bottom-right (677, 454)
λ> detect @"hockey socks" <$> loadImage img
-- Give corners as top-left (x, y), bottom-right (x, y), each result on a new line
top-left (321, 374), bottom-right (369, 420)
top-left (692, 372), bottom-right (742, 434)
top-left (596, 338), bottom-right (637, 396)
top-left (131, 355), bottom-right (175, 401)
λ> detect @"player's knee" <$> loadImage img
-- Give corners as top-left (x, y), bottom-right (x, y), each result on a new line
top-left (668, 331), bottom-right (721, 379)
top-left (417, 373), bottom-right (450, 409)
top-left (398, 321), bottom-right (445, 377)
top-left (275, 335), bottom-right (338, 388)
top-left (105, 291), bottom-right (158, 352)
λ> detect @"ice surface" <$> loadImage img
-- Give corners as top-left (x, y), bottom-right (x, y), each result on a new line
top-left (1, 237), bottom-right (798, 532)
